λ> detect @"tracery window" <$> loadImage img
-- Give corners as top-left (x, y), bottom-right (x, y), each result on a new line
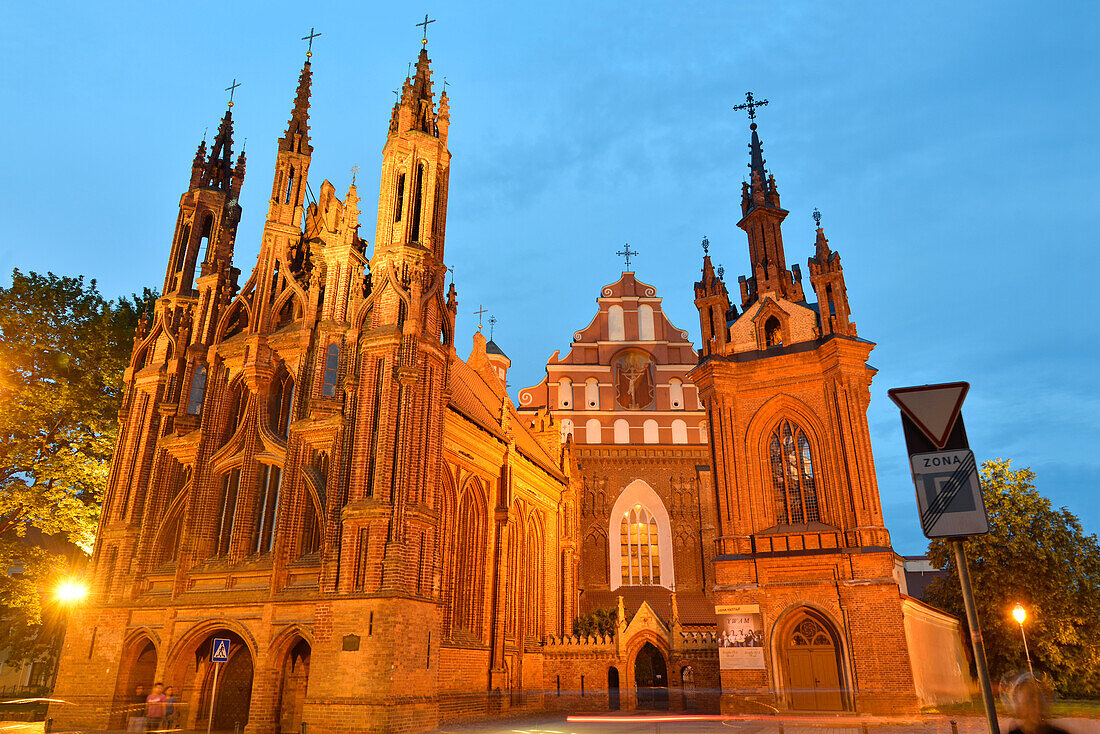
top-left (769, 421), bottom-right (821, 524)
top-left (619, 505), bottom-right (661, 585)
top-left (253, 464), bottom-right (282, 555)
top-left (215, 468), bottom-right (241, 556)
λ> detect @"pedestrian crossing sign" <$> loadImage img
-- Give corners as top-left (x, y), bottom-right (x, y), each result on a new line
top-left (211, 637), bottom-right (231, 663)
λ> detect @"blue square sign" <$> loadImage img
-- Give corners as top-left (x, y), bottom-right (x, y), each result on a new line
top-left (211, 637), bottom-right (231, 663)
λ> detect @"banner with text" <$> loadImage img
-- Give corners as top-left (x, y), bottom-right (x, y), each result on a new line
top-left (715, 604), bottom-right (764, 670)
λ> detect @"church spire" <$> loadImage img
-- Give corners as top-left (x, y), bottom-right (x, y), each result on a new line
top-left (808, 209), bottom-right (856, 338)
top-left (200, 108), bottom-right (236, 192)
top-left (280, 57), bottom-right (313, 156)
top-left (731, 93), bottom-right (802, 308)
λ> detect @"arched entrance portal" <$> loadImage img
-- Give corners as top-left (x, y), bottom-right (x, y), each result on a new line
top-left (780, 612), bottom-right (844, 711)
top-left (607, 667), bottom-right (620, 710)
top-left (111, 637), bottom-right (157, 728)
top-left (276, 638), bottom-right (311, 734)
top-left (192, 631), bottom-right (254, 732)
top-left (633, 642), bottom-right (668, 710)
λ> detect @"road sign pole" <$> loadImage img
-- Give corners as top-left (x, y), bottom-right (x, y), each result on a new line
top-left (207, 661), bottom-right (221, 734)
top-left (952, 539), bottom-right (1000, 734)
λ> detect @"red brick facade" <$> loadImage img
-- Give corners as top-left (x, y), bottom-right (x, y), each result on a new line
top-left (49, 45), bottom-right (970, 734)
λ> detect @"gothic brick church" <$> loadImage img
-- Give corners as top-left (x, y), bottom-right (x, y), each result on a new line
top-left (51, 37), bottom-right (972, 734)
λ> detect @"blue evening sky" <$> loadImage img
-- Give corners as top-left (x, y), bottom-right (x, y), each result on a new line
top-left (4, 1), bottom-right (1097, 554)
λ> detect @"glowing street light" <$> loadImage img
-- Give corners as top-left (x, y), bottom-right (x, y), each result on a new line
top-left (1012, 603), bottom-right (1034, 676)
top-left (56, 579), bottom-right (88, 604)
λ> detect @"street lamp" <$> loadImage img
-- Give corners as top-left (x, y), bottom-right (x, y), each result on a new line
top-left (1012, 603), bottom-right (1034, 676)
top-left (56, 579), bottom-right (88, 603)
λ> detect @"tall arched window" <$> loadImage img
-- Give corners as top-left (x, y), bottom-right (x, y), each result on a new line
top-left (270, 371), bottom-right (295, 437)
top-left (253, 464), bottom-right (283, 554)
top-left (321, 344), bottom-right (339, 397)
top-left (619, 505), bottom-right (660, 585)
top-left (186, 365), bottom-right (207, 415)
top-left (671, 419), bottom-right (688, 445)
top-left (608, 305), bottom-right (625, 341)
top-left (769, 420), bottom-right (821, 524)
top-left (638, 305), bottom-right (655, 341)
top-left (585, 418), bottom-right (601, 444)
top-left (642, 419), bottom-right (659, 444)
top-left (585, 377), bottom-right (600, 409)
top-left (215, 468), bottom-right (241, 557)
top-left (197, 214), bottom-right (213, 264)
top-left (557, 377), bottom-right (573, 409)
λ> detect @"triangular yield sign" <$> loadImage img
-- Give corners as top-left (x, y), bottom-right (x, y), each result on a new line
top-left (888, 382), bottom-right (969, 449)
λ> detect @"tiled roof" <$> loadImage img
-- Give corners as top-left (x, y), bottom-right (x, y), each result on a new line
top-left (581, 586), bottom-right (716, 626)
top-left (447, 357), bottom-right (565, 481)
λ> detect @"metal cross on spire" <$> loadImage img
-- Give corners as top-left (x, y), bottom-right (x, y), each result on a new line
top-left (443, 76), bottom-right (450, 94)
top-left (350, 165), bottom-right (360, 185)
top-left (417, 13), bottom-right (436, 45)
top-left (617, 243), bottom-right (638, 270)
top-left (701, 236), bottom-right (710, 256)
top-left (446, 265), bottom-right (454, 285)
top-left (302, 27), bottom-right (321, 57)
top-left (474, 304), bottom-right (487, 330)
top-left (488, 315), bottom-right (497, 341)
top-left (732, 91), bottom-right (768, 123)
top-left (813, 208), bottom-right (822, 228)
top-left (225, 79), bottom-right (241, 108)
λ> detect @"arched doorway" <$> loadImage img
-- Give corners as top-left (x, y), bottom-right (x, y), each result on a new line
top-left (112, 637), bottom-right (157, 728)
top-left (193, 631), bottom-right (254, 732)
top-left (633, 642), bottom-right (668, 710)
top-left (608, 667), bottom-right (620, 710)
top-left (780, 612), bottom-right (844, 711)
top-left (276, 638), bottom-right (311, 733)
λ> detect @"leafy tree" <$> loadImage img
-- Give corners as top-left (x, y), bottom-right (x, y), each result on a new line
top-left (573, 607), bottom-right (617, 637)
top-left (0, 269), bottom-right (156, 641)
top-left (926, 459), bottom-right (1100, 697)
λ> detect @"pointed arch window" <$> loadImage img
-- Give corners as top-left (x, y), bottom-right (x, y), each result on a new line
top-left (769, 421), bottom-right (820, 525)
top-left (620, 505), bottom-right (660, 585)
top-left (270, 371), bottom-right (295, 437)
top-left (410, 163), bottom-right (426, 243)
top-left (394, 172), bottom-right (406, 222)
top-left (174, 223), bottom-right (191, 272)
top-left (215, 468), bottom-right (241, 556)
top-left (321, 344), bottom-right (340, 397)
top-left (186, 365), bottom-right (207, 415)
top-left (253, 464), bottom-right (283, 555)
top-left (197, 214), bottom-right (213, 265)
top-left (285, 167), bottom-right (296, 204)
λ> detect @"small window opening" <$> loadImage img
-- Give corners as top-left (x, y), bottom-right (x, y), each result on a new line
top-left (764, 316), bottom-right (783, 347)
top-left (174, 224), bottom-right (191, 272)
top-left (186, 365), bottom-right (207, 415)
top-left (410, 164), bottom-right (425, 243)
top-left (197, 214), bottom-right (213, 264)
top-left (284, 167), bottom-right (295, 205)
top-left (322, 344), bottom-right (340, 397)
top-left (394, 172), bottom-right (405, 222)
top-left (826, 284), bottom-right (837, 316)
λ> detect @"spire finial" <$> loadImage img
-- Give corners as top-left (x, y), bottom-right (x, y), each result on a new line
top-left (302, 27), bottom-right (321, 58)
top-left (447, 265), bottom-right (455, 285)
top-left (350, 165), bottom-right (360, 185)
top-left (718, 263), bottom-right (725, 279)
top-left (225, 78), bottom-right (241, 108)
top-left (488, 315), bottom-right (497, 341)
top-left (701, 236), bottom-right (710, 256)
top-left (474, 304), bottom-right (487, 331)
top-left (813, 208), bottom-right (822, 228)
top-left (417, 13), bottom-right (436, 45)
top-left (616, 243), bottom-right (638, 270)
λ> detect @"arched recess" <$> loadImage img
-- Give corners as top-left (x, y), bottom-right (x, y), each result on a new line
top-left (272, 290), bottom-right (304, 330)
top-left (165, 623), bottom-right (257, 732)
top-left (642, 419), bottom-right (659, 444)
top-left (150, 486), bottom-right (189, 567)
top-left (585, 377), bottom-right (600, 409)
top-left (744, 394), bottom-right (833, 528)
top-left (585, 418), bottom-right (602, 444)
top-left (581, 528), bottom-right (608, 586)
top-left (110, 632), bottom-right (159, 728)
top-left (608, 480), bottom-right (675, 591)
top-left (557, 377), bottom-right (573, 409)
top-left (450, 479), bottom-right (487, 639)
top-left (275, 636), bottom-right (311, 734)
top-left (638, 304), bottom-right (655, 341)
top-left (613, 419), bottom-right (630, 444)
top-left (523, 513), bottom-right (545, 641)
top-left (608, 305), bottom-right (625, 341)
top-left (671, 419), bottom-right (688, 445)
top-left (633, 641), bottom-right (669, 710)
top-left (771, 606), bottom-right (850, 712)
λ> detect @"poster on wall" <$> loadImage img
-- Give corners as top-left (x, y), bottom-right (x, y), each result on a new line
top-left (716, 604), bottom-right (765, 670)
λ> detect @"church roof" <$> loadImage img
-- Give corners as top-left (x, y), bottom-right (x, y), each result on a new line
top-left (486, 339), bottom-right (507, 357)
top-left (447, 357), bottom-right (564, 481)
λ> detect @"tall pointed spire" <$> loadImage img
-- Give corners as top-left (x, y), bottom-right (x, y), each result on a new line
top-left (281, 58), bottom-right (313, 155)
top-left (201, 108), bottom-right (235, 192)
top-left (391, 48), bottom-right (441, 138)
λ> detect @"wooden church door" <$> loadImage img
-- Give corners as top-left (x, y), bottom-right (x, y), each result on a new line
top-left (784, 617), bottom-right (843, 711)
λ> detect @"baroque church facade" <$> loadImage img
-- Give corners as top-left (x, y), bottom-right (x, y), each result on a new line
top-left (51, 38), bottom-right (972, 734)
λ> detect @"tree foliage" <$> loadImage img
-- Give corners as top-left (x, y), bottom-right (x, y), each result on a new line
top-left (0, 269), bottom-right (156, 629)
top-left (925, 459), bottom-right (1100, 697)
top-left (573, 607), bottom-right (617, 637)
